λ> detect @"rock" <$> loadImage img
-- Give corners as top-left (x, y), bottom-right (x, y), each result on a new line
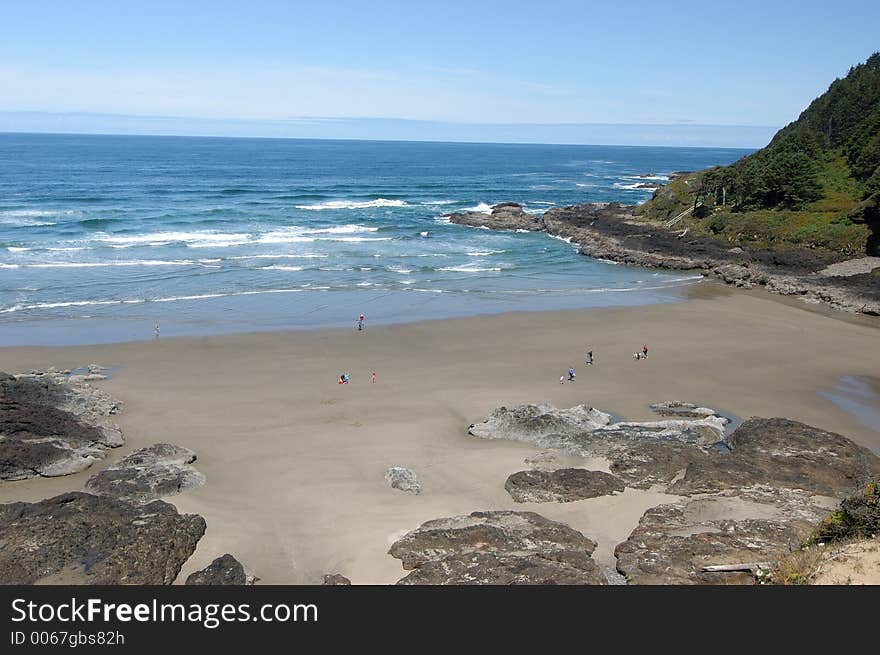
top-left (85, 443), bottom-right (205, 503)
top-left (0, 370), bottom-right (123, 446)
top-left (614, 488), bottom-right (834, 584)
top-left (467, 403), bottom-right (612, 450)
top-left (185, 554), bottom-right (251, 585)
top-left (468, 402), bottom-right (727, 455)
top-left (670, 418), bottom-right (880, 498)
top-left (0, 397), bottom-right (119, 481)
top-left (323, 573), bottom-right (352, 585)
top-left (384, 466), bottom-right (421, 494)
top-left (505, 468), bottom-right (625, 503)
top-left (390, 511), bottom-right (605, 585)
top-left (446, 202), bottom-right (545, 232)
top-left (649, 401), bottom-right (720, 419)
top-left (0, 491), bottom-right (205, 584)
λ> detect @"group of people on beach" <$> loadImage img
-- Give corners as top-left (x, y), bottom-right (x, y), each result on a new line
top-left (559, 344), bottom-right (648, 383)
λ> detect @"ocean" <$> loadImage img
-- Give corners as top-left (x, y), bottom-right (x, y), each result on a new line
top-left (0, 133), bottom-right (750, 345)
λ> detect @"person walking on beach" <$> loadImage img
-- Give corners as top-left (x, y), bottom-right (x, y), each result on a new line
top-left (642, 344), bottom-right (649, 359)
top-left (370, 370), bottom-right (376, 384)
top-left (357, 314), bottom-right (365, 331)
top-left (568, 366), bottom-right (576, 381)
top-left (559, 375), bottom-right (565, 384)
top-left (586, 350), bottom-right (593, 366)
top-left (154, 323), bottom-right (160, 340)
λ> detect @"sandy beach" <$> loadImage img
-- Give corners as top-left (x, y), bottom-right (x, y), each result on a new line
top-left (1, 282), bottom-right (879, 584)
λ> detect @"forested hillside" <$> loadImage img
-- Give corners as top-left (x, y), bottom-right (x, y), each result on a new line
top-left (637, 53), bottom-right (880, 256)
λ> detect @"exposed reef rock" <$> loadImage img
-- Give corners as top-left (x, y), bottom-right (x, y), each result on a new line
top-left (0, 370), bottom-right (124, 481)
top-left (0, 491), bottom-right (205, 584)
top-left (384, 466), bottom-right (421, 494)
top-left (389, 510), bottom-right (605, 585)
top-left (85, 443), bottom-right (206, 503)
top-left (446, 202), bottom-right (545, 232)
top-left (505, 468), bottom-right (625, 503)
top-left (185, 554), bottom-right (253, 585)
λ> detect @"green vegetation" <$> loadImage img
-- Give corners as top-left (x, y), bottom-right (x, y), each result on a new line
top-left (636, 53), bottom-right (880, 256)
top-left (809, 481), bottom-right (880, 545)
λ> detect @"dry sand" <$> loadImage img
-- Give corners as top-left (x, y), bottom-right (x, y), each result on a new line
top-left (1, 283), bottom-right (879, 583)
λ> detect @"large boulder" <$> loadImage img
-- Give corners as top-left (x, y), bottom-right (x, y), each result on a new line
top-left (85, 443), bottom-right (205, 503)
top-left (185, 554), bottom-right (251, 585)
top-left (389, 510), bottom-right (605, 585)
top-left (505, 468), bottom-right (625, 503)
top-left (0, 492), bottom-right (205, 584)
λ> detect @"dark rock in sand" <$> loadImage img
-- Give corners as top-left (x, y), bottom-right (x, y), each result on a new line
top-left (389, 510), bottom-right (605, 584)
top-left (185, 554), bottom-right (249, 585)
top-left (0, 491), bottom-right (205, 584)
top-left (446, 202), bottom-right (545, 232)
top-left (323, 573), bottom-right (352, 585)
top-left (0, 398), bottom-right (115, 480)
top-left (85, 443), bottom-right (205, 503)
top-left (505, 468), bottom-right (625, 503)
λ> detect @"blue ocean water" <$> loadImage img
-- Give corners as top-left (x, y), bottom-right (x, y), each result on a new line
top-left (0, 133), bottom-right (750, 345)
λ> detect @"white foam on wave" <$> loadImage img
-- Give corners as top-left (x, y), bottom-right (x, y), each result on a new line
top-left (623, 174), bottom-right (669, 181)
top-left (388, 266), bottom-right (413, 274)
top-left (462, 202), bottom-right (493, 214)
top-left (613, 182), bottom-right (656, 191)
top-left (438, 265), bottom-right (502, 273)
top-left (303, 224), bottom-right (379, 235)
top-left (6, 247), bottom-right (30, 252)
top-left (7, 260), bottom-right (204, 269)
top-left (226, 253), bottom-right (328, 260)
top-left (295, 198), bottom-right (408, 210)
top-left (433, 216), bottom-right (452, 225)
top-left (95, 231), bottom-right (252, 248)
top-left (420, 200), bottom-right (456, 206)
top-left (466, 250), bottom-right (504, 256)
top-left (258, 265), bottom-right (305, 271)
top-left (324, 236), bottom-right (393, 242)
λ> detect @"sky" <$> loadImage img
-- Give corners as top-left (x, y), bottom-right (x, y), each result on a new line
top-left (1, 0), bottom-right (878, 147)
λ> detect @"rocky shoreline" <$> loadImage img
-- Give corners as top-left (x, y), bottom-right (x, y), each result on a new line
top-left (446, 202), bottom-right (880, 315)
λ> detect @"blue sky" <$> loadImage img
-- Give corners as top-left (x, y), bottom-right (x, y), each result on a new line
top-left (1, 1), bottom-right (878, 146)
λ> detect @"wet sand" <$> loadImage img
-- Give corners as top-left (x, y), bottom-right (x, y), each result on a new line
top-left (1, 284), bottom-right (878, 583)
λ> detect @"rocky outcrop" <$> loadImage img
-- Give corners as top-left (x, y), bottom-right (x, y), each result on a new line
top-left (322, 573), bottom-right (352, 585)
top-left (505, 468), bottom-right (625, 503)
top-left (446, 202), bottom-right (545, 232)
top-left (185, 554), bottom-right (253, 585)
top-left (85, 443), bottom-right (205, 503)
top-left (614, 488), bottom-right (834, 585)
top-left (384, 466), bottom-right (421, 494)
top-left (0, 491), bottom-right (205, 584)
top-left (390, 511), bottom-right (605, 585)
top-left (0, 370), bottom-right (125, 481)
top-left (454, 200), bottom-right (880, 315)
top-left (612, 418), bottom-right (880, 583)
